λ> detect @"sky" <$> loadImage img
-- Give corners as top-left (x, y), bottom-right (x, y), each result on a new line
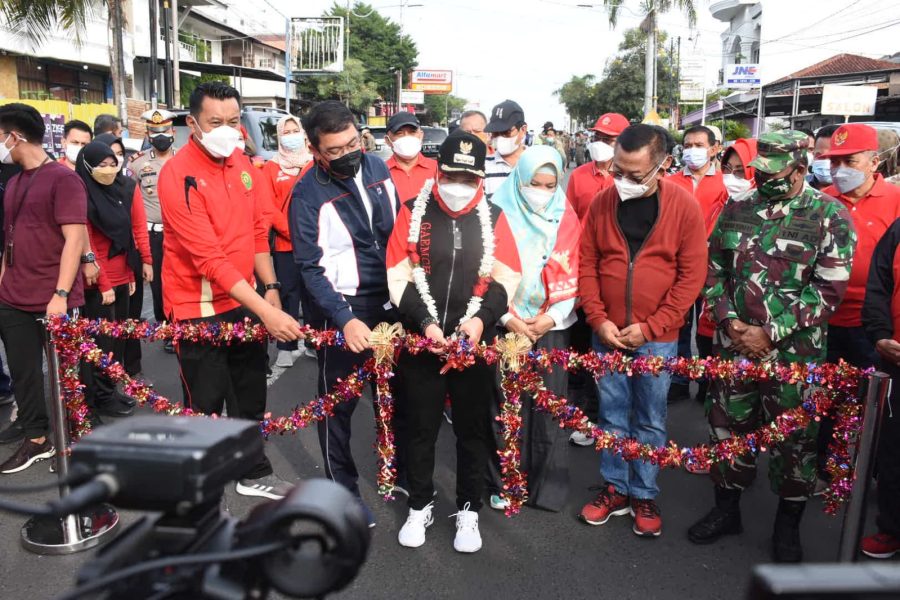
top-left (263, 0), bottom-right (899, 127)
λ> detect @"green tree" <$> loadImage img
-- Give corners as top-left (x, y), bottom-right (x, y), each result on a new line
top-left (422, 94), bottom-right (466, 126)
top-left (327, 2), bottom-right (417, 101)
top-left (311, 58), bottom-right (379, 113)
top-left (0, 0), bottom-right (91, 44)
top-left (722, 119), bottom-right (751, 141)
top-left (554, 75), bottom-right (597, 125)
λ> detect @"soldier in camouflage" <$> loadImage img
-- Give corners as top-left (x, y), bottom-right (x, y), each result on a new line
top-left (687, 130), bottom-right (857, 563)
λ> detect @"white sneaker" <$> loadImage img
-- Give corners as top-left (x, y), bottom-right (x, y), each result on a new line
top-left (275, 350), bottom-right (296, 368)
top-left (489, 494), bottom-right (509, 511)
top-left (569, 431), bottom-right (595, 447)
top-left (452, 503), bottom-right (482, 553)
top-left (398, 503), bottom-right (433, 548)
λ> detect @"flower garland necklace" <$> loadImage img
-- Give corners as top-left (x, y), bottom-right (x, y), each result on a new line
top-left (406, 178), bottom-right (495, 330)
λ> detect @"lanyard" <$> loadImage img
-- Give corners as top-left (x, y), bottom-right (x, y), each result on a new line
top-left (5, 155), bottom-right (50, 267)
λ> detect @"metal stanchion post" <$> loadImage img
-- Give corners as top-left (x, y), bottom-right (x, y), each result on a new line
top-left (20, 322), bottom-right (119, 555)
top-left (837, 371), bottom-right (891, 562)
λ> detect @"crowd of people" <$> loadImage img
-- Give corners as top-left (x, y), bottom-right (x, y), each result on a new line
top-left (0, 81), bottom-right (898, 563)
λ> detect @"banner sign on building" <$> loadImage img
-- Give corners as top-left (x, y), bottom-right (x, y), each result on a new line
top-left (409, 69), bottom-right (453, 94)
top-left (820, 84), bottom-right (878, 116)
top-left (725, 63), bottom-right (760, 88)
top-left (679, 57), bottom-right (705, 102)
top-left (41, 114), bottom-right (66, 156)
top-left (399, 89), bottom-right (425, 104)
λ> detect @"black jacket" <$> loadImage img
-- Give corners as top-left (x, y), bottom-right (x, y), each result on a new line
top-left (863, 216), bottom-right (900, 344)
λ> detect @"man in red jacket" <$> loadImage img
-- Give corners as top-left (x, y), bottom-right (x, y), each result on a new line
top-left (157, 82), bottom-right (302, 500)
top-left (577, 124), bottom-right (707, 537)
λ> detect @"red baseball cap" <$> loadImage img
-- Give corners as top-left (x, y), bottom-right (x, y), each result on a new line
top-left (590, 113), bottom-right (629, 136)
top-left (820, 123), bottom-right (878, 158)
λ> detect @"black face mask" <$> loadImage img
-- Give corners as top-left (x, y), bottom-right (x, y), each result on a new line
top-left (149, 134), bottom-right (174, 153)
top-left (326, 149), bottom-right (362, 179)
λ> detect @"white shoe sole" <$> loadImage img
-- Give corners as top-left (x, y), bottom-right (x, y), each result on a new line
top-left (569, 436), bottom-right (595, 447)
top-left (489, 501), bottom-right (509, 511)
top-left (235, 481), bottom-right (286, 500)
top-left (1, 447), bottom-right (55, 474)
top-left (398, 514), bottom-right (433, 548)
top-left (274, 359), bottom-right (295, 368)
top-left (579, 506), bottom-right (630, 526)
top-left (861, 549), bottom-right (898, 559)
top-left (453, 539), bottom-right (482, 553)
top-left (630, 507), bottom-right (662, 537)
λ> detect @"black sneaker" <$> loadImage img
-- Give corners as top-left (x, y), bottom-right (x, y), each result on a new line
top-left (667, 382), bottom-right (691, 404)
top-left (0, 421), bottom-right (24, 445)
top-left (235, 474), bottom-right (295, 500)
top-left (0, 438), bottom-right (55, 474)
top-left (96, 395), bottom-right (135, 417)
top-left (164, 341), bottom-right (176, 354)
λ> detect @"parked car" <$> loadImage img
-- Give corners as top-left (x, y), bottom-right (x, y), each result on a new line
top-left (421, 126), bottom-right (448, 158)
top-left (169, 105), bottom-right (290, 161)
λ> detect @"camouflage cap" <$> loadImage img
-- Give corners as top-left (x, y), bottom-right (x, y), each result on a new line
top-left (748, 130), bottom-right (810, 174)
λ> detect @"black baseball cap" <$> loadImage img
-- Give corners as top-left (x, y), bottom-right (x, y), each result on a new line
top-left (387, 111), bottom-right (420, 133)
top-left (438, 130), bottom-right (486, 178)
top-left (484, 99), bottom-right (525, 133)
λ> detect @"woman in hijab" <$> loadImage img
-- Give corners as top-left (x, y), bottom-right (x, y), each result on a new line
top-left (75, 141), bottom-right (152, 418)
top-left (261, 115), bottom-right (314, 368)
top-left (488, 145), bottom-right (582, 511)
top-left (95, 132), bottom-right (130, 177)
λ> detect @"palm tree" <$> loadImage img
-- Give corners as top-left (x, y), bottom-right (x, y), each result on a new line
top-left (0, 0), bottom-right (128, 119)
top-left (604, 0), bottom-right (697, 117)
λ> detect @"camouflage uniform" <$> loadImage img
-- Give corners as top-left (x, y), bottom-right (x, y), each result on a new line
top-left (703, 131), bottom-right (857, 500)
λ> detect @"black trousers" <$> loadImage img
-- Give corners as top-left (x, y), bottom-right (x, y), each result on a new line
top-left (876, 361), bottom-right (900, 537)
top-left (567, 309), bottom-right (599, 419)
top-left (400, 351), bottom-right (494, 512)
top-left (176, 307), bottom-right (272, 479)
top-left (82, 285), bottom-right (130, 408)
top-left (311, 301), bottom-right (405, 498)
top-left (0, 304), bottom-right (48, 438)
top-left (273, 251), bottom-right (302, 352)
top-left (126, 230), bottom-right (164, 374)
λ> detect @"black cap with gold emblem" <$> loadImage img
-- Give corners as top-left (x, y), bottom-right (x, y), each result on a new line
top-left (438, 129), bottom-right (486, 178)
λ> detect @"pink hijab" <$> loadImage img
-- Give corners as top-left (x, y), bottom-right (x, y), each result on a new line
top-left (274, 114), bottom-right (312, 176)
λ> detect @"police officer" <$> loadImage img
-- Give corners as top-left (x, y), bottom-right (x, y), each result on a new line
top-left (128, 109), bottom-right (176, 356)
top-left (688, 131), bottom-right (857, 562)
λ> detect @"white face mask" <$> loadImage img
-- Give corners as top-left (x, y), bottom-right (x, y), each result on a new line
top-left (521, 186), bottom-right (555, 213)
top-left (0, 133), bottom-right (16, 165)
top-left (683, 147), bottom-right (710, 170)
top-left (116, 155), bottom-right (126, 171)
top-left (492, 134), bottom-right (520, 157)
top-left (64, 143), bottom-right (83, 164)
top-left (723, 173), bottom-right (752, 198)
top-left (613, 157), bottom-right (666, 202)
top-left (280, 132), bottom-right (305, 151)
top-left (391, 135), bottom-right (422, 159)
top-left (195, 123), bottom-right (243, 159)
top-left (588, 141), bottom-right (614, 163)
top-left (438, 181), bottom-right (479, 212)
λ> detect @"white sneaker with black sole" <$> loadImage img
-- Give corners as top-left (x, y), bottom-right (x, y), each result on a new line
top-left (235, 474), bottom-right (295, 500)
top-left (451, 502), bottom-right (482, 553)
top-left (275, 350), bottom-right (297, 368)
top-left (569, 431), bottom-right (595, 447)
top-left (398, 502), bottom-right (434, 548)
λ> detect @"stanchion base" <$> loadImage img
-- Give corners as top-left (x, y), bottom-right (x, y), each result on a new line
top-left (21, 504), bottom-right (119, 555)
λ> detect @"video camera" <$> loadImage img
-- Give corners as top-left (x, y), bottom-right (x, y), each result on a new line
top-left (56, 416), bottom-right (370, 599)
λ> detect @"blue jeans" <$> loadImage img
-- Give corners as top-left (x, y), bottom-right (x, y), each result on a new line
top-left (594, 336), bottom-right (676, 500)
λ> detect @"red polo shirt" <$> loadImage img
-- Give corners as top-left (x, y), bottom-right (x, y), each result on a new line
top-left (667, 167), bottom-right (729, 237)
top-left (386, 154), bottom-right (437, 203)
top-left (157, 137), bottom-right (269, 320)
top-left (824, 174), bottom-right (900, 327)
top-left (566, 161), bottom-right (615, 221)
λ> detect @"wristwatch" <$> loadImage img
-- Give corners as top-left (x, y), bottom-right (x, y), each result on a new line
top-left (264, 282), bottom-right (282, 291)
top-left (81, 252), bottom-right (96, 264)
top-left (420, 317), bottom-right (439, 332)
top-left (55, 289), bottom-right (69, 298)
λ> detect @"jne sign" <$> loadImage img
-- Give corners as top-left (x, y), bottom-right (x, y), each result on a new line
top-left (725, 63), bottom-right (760, 88)
top-left (820, 84), bottom-right (878, 117)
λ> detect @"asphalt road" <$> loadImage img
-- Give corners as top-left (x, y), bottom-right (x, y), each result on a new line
top-left (0, 163), bottom-right (886, 599)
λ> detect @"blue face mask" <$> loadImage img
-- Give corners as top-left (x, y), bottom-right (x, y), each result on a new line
top-left (810, 159), bottom-right (832, 184)
top-left (280, 132), bottom-right (305, 151)
top-left (830, 165), bottom-right (867, 194)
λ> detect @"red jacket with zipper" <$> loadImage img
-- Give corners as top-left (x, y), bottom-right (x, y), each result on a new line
top-left (578, 178), bottom-right (708, 343)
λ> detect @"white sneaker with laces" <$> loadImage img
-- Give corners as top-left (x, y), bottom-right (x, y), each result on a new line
top-left (398, 503), bottom-right (433, 548)
top-left (235, 474), bottom-right (294, 500)
top-left (452, 502), bottom-right (482, 553)
top-left (569, 431), bottom-right (595, 447)
top-left (275, 350), bottom-right (296, 368)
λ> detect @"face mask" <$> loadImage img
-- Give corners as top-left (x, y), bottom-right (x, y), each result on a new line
top-left (683, 147), bottom-right (710, 170)
top-left (65, 143), bottom-right (83, 164)
top-left (831, 165), bottom-right (868, 194)
top-left (150, 133), bottom-right (174, 153)
top-left (811, 159), bottom-right (832, 184)
top-left (0, 134), bottom-right (14, 165)
top-left (438, 181), bottom-right (478, 212)
top-left (588, 141), bottom-right (614, 163)
top-left (807, 152), bottom-right (815, 166)
top-left (327, 149), bottom-right (363, 179)
top-left (521, 186), bottom-right (555, 212)
top-left (723, 173), bottom-right (752, 198)
top-left (116, 155), bottom-right (126, 172)
top-left (90, 165), bottom-right (119, 186)
top-left (391, 136), bottom-right (422, 159)
top-left (613, 157), bottom-right (666, 201)
top-left (195, 123), bottom-right (242, 159)
top-left (493, 134), bottom-right (520, 157)
top-left (280, 132), bottom-right (305, 151)
top-left (755, 168), bottom-right (796, 200)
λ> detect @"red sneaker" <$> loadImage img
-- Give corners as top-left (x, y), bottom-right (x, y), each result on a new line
top-left (631, 498), bottom-right (662, 537)
top-left (579, 484), bottom-right (630, 526)
top-left (861, 532), bottom-right (900, 559)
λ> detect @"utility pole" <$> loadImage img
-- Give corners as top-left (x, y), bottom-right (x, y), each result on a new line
top-left (396, 69), bottom-right (402, 114)
top-left (110, 0), bottom-right (128, 122)
top-left (162, 0), bottom-right (174, 107)
top-left (643, 9), bottom-right (656, 117)
top-left (172, 0), bottom-right (181, 108)
top-left (284, 17), bottom-right (292, 114)
top-left (149, 0), bottom-right (159, 109)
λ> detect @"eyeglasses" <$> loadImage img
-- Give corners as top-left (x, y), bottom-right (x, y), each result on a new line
top-left (321, 135), bottom-right (361, 160)
top-left (721, 163), bottom-right (746, 179)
